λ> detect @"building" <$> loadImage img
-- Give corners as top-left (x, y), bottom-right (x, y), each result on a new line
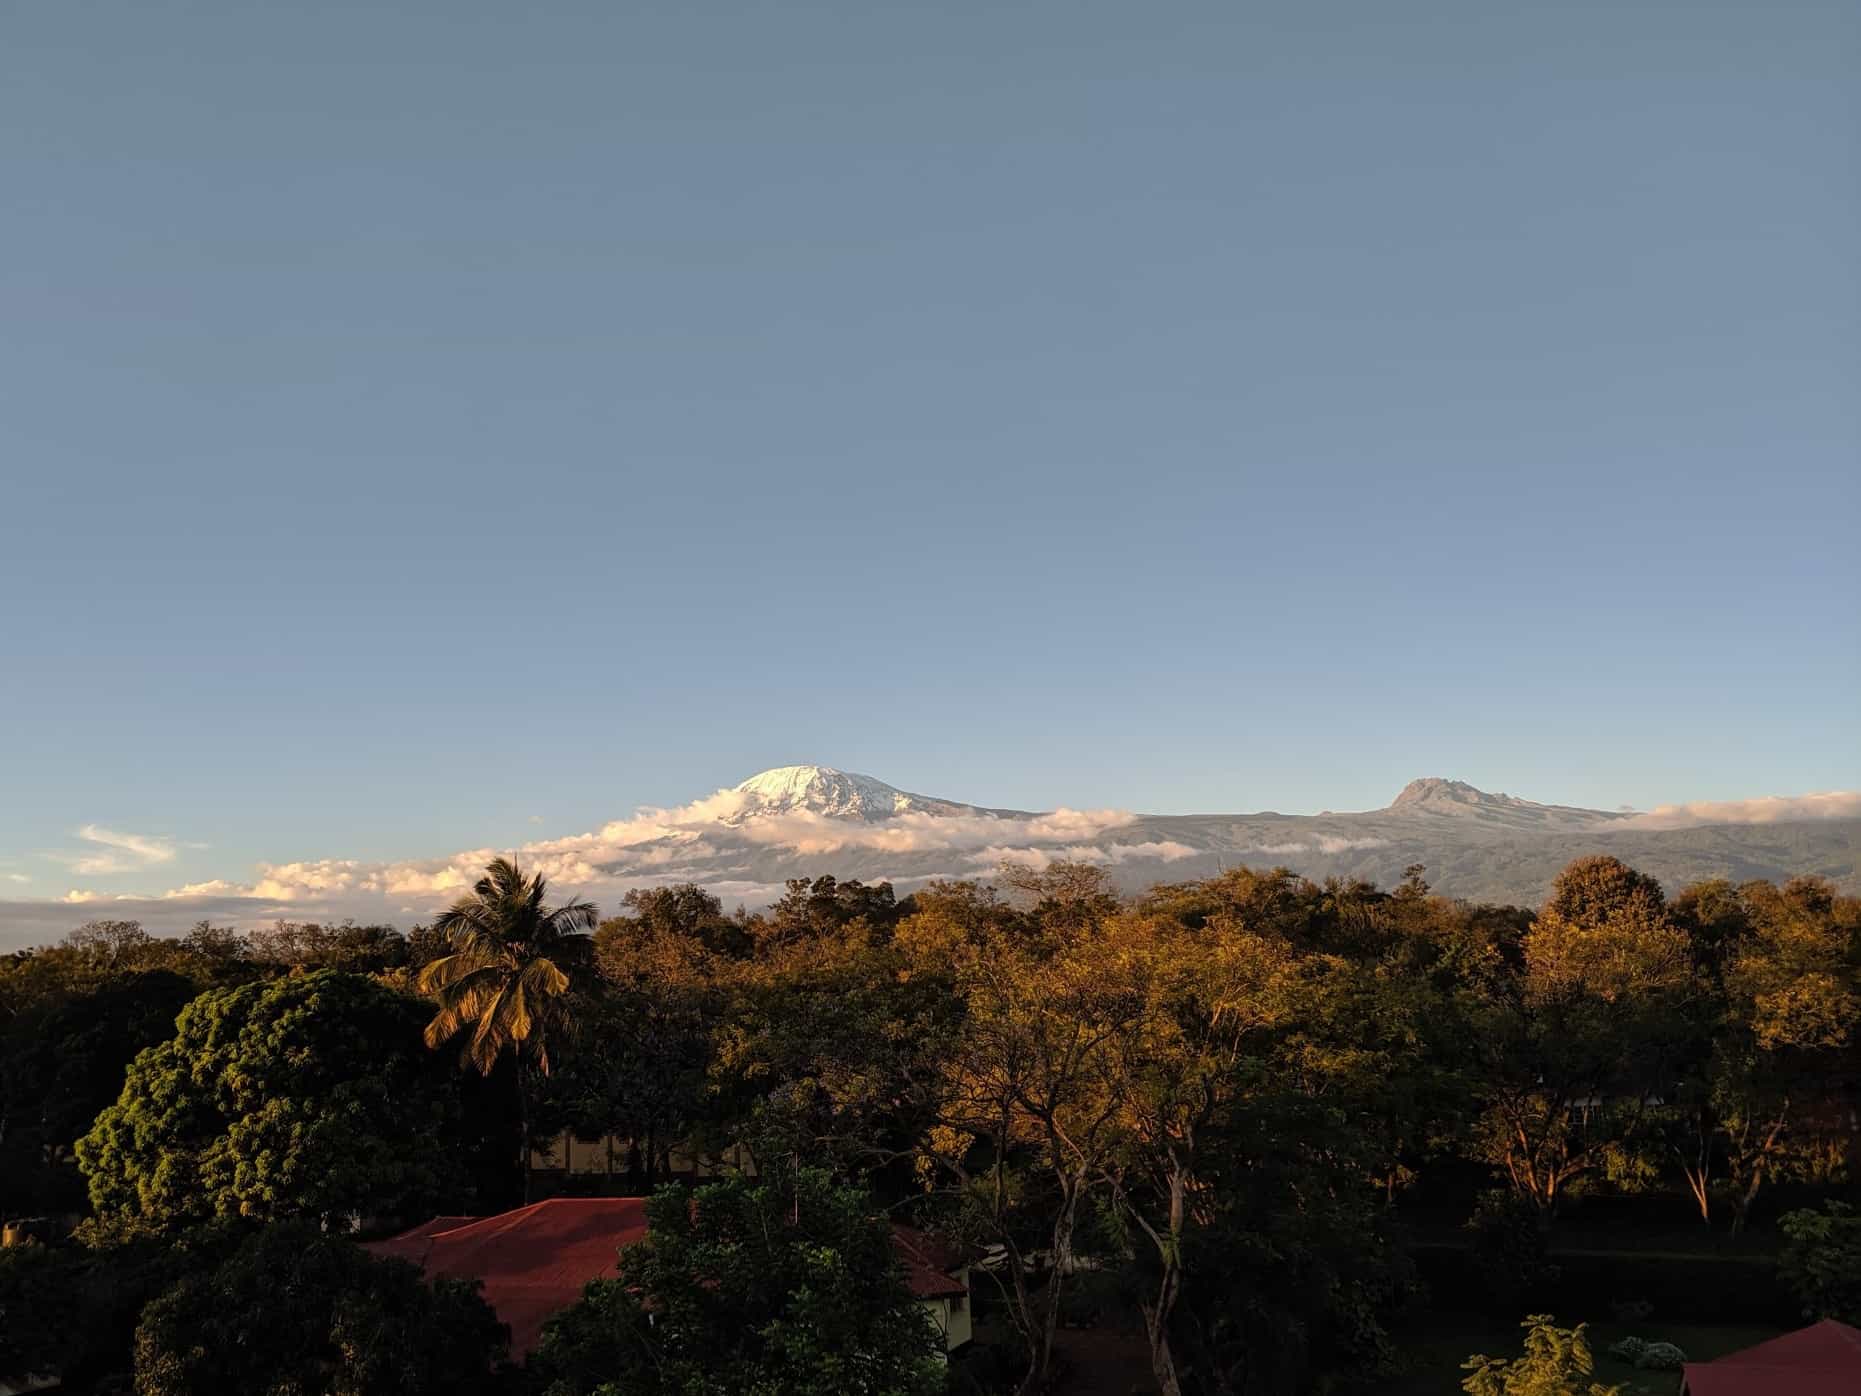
top-left (366, 1197), bottom-right (973, 1360)
top-left (891, 1223), bottom-right (974, 1353)
top-left (1679, 1319), bottom-right (1861, 1396)
top-left (366, 1199), bottom-right (651, 1357)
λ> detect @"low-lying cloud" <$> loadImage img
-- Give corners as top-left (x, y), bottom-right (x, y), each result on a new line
top-left (965, 840), bottom-right (1199, 872)
top-left (1620, 791), bottom-right (1861, 831)
top-left (1242, 836), bottom-right (1391, 855)
top-left (17, 784), bottom-right (1162, 937)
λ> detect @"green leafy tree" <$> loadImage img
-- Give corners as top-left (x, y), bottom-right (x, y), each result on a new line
top-left (76, 970), bottom-right (463, 1229)
top-left (1465, 1190), bottom-right (1557, 1315)
top-left (918, 864), bottom-right (1133, 1395)
top-left (0, 1243), bottom-right (86, 1386)
top-left (1716, 878), bottom-right (1860, 1231)
top-left (0, 968), bottom-right (196, 1213)
top-left (1779, 1200), bottom-right (1861, 1324)
top-left (1461, 1315), bottom-right (1622, 1396)
top-left (1473, 858), bottom-right (1695, 1211)
top-left (529, 1170), bottom-right (942, 1396)
top-left (1163, 1087), bottom-right (1416, 1395)
top-left (133, 1222), bottom-right (509, 1395)
top-left (1093, 901), bottom-right (1301, 1396)
top-left (418, 858), bottom-right (597, 1200)
top-left (1, 1220), bottom-right (251, 1392)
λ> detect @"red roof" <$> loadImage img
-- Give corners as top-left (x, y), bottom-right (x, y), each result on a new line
top-left (1682, 1319), bottom-right (1861, 1396)
top-left (368, 1200), bottom-right (968, 1355)
top-left (891, 1225), bottom-right (969, 1300)
top-left (364, 1198), bottom-right (649, 1357)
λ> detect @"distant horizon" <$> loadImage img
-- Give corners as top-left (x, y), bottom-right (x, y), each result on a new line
top-left (2, 760), bottom-right (1854, 949)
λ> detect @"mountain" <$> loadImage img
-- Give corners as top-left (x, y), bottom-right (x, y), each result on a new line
top-left (1381, 778), bottom-right (1626, 830)
top-left (725, 765), bottom-right (1004, 823)
top-left (572, 767), bottom-right (1859, 910)
top-left (4, 769), bottom-right (1852, 948)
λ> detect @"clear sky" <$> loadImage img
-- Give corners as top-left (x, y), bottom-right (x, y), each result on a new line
top-left (2, 0), bottom-right (1856, 907)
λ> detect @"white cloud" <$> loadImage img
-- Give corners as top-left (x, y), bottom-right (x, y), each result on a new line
top-left (5, 874), bottom-right (28, 885)
top-left (249, 860), bottom-right (364, 901)
top-left (12, 780), bottom-right (1206, 926)
top-left (1242, 836), bottom-right (1390, 855)
top-left (965, 840), bottom-right (1199, 872)
top-left (163, 879), bottom-right (241, 899)
top-left (1104, 840), bottom-right (1198, 863)
top-left (1620, 791), bottom-right (1861, 831)
top-left (57, 825), bottom-right (178, 876)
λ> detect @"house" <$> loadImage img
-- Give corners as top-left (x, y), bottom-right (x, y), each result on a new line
top-left (366, 1198), bottom-right (973, 1360)
top-left (1679, 1318), bottom-right (1861, 1396)
top-left (365, 1199), bottom-right (651, 1357)
top-left (891, 1224), bottom-right (974, 1353)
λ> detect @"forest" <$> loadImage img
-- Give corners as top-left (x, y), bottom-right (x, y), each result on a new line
top-left (1, 853), bottom-right (1857, 1395)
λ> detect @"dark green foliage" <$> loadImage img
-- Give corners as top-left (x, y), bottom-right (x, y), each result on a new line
top-left (133, 1222), bottom-right (510, 1395)
top-left (0, 968), bottom-right (196, 1213)
top-left (0, 1243), bottom-right (86, 1382)
top-left (529, 1170), bottom-right (942, 1396)
top-left (1168, 1116), bottom-right (1418, 1395)
top-left (1779, 1200), bottom-right (1861, 1324)
top-left (1468, 1190), bottom-right (1558, 1314)
top-left (0, 1219), bottom-right (250, 1390)
top-left (76, 970), bottom-right (465, 1229)
top-left (243, 921), bottom-right (414, 973)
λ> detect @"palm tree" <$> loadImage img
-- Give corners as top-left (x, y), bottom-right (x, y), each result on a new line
top-left (418, 857), bottom-right (597, 1201)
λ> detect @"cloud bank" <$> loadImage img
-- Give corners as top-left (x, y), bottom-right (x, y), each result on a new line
top-left (8, 782), bottom-right (1855, 948)
top-left (18, 785), bottom-right (1185, 938)
top-left (1620, 791), bottom-right (1861, 831)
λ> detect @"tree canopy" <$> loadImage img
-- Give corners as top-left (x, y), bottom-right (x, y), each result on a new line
top-left (76, 969), bottom-right (465, 1229)
top-left (530, 1169), bottom-right (942, 1396)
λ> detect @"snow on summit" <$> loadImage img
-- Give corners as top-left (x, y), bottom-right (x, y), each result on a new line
top-left (730, 766), bottom-right (936, 822)
top-left (8, 767), bottom-right (1853, 945)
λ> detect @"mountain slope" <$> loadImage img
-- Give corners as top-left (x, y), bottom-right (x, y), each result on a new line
top-left (584, 767), bottom-right (1857, 909)
top-left (4, 770), bottom-right (1852, 948)
top-left (726, 765), bottom-right (1002, 822)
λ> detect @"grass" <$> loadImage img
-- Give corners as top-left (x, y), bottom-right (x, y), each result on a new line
top-left (1388, 1314), bottom-right (1782, 1394)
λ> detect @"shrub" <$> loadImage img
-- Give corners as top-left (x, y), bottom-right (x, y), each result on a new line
top-left (1466, 1191), bottom-right (1557, 1314)
top-left (133, 1222), bottom-right (509, 1395)
top-left (1461, 1314), bottom-right (1621, 1396)
top-left (1779, 1200), bottom-right (1861, 1324)
top-left (1606, 1335), bottom-right (1685, 1370)
top-left (1631, 1341), bottom-right (1686, 1370)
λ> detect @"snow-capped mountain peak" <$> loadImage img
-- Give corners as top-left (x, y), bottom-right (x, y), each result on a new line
top-left (728, 765), bottom-right (969, 823)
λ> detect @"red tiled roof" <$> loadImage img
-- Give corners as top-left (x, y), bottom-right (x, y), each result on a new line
top-left (891, 1225), bottom-right (969, 1300)
top-left (364, 1198), bottom-right (649, 1357)
top-left (369, 1200), bottom-right (970, 1355)
top-left (1681, 1320), bottom-right (1861, 1396)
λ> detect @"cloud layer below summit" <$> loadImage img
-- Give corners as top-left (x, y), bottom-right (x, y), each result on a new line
top-left (4, 778), bottom-right (1856, 947)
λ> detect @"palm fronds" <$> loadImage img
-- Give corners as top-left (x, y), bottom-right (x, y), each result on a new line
top-left (417, 859), bottom-right (593, 1076)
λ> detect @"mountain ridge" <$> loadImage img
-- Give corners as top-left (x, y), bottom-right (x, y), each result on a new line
top-left (2, 768), bottom-right (1852, 948)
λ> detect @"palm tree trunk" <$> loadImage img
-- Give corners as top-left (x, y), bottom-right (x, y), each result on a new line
top-left (518, 1068), bottom-right (532, 1205)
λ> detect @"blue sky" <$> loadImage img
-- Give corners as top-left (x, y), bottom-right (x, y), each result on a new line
top-left (2, 0), bottom-right (1856, 911)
